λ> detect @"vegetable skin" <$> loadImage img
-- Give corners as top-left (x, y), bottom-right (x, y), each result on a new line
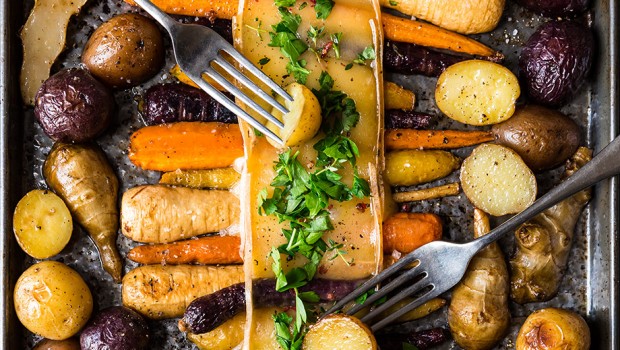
top-left (385, 149), bottom-right (460, 186)
top-left (121, 264), bottom-right (244, 319)
top-left (125, 0), bottom-right (237, 19)
top-left (393, 183), bottom-right (460, 202)
top-left (448, 209), bottom-right (510, 350)
top-left (376, 328), bottom-right (449, 349)
top-left (383, 212), bottom-right (443, 254)
top-left (384, 82), bottom-right (416, 111)
top-left (303, 315), bottom-right (378, 350)
top-left (384, 40), bottom-right (466, 77)
top-left (516, 308), bottom-right (590, 350)
top-left (510, 147), bottom-right (592, 304)
top-left (44, 142), bottom-right (122, 282)
top-left (121, 185), bottom-right (240, 243)
top-left (186, 314), bottom-right (245, 350)
top-left (127, 235), bottom-right (242, 265)
top-left (385, 110), bottom-right (434, 130)
top-left (159, 168), bottom-right (240, 189)
top-left (386, 129), bottom-right (494, 150)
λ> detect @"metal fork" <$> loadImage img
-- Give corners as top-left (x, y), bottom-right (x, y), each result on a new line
top-left (326, 134), bottom-right (620, 331)
top-left (132, 0), bottom-right (291, 145)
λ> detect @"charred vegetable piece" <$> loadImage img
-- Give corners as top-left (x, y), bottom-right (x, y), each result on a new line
top-left (386, 129), bottom-right (494, 150)
top-left (82, 14), bottom-right (164, 88)
top-left (177, 16), bottom-right (233, 43)
top-left (14, 261), bottom-right (93, 340)
top-left (520, 20), bottom-right (593, 106)
top-left (33, 338), bottom-right (81, 350)
top-left (385, 149), bottom-right (460, 186)
top-left (303, 315), bottom-right (377, 350)
top-left (492, 105), bottom-right (581, 171)
top-left (376, 328), bottom-right (449, 350)
top-left (127, 235), bottom-right (242, 265)
top-left (384, 82), bottom-right (416, 111)
top-left (125, 0), bottom-right (237, 19)
top-left (179, 279), bottom-right (361, 334)
top-left (80, 306), bottom-right (150, 350)
top-left (516, 308), bottom-right (590, 350)
top-left (384, 40), bottom-right (466, 77)
top-left (385, 110), bottom-right (434, 129)
top-left (159, 168), bottom-right (240, 189)
top-left (448, 209), bottom-right (510, 350)
top-left (44, 142), bottom-right (122, 282)
top-left (510, 148), bottom-right (592, 304)
top-left (140, 83), bottom-right (236, 125)
top-left (34, 68), bottom-right (114, 143)
top-left (516, 0), bottom-right (589, 17)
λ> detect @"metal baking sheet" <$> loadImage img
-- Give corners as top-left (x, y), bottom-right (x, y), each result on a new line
top-left (0, 0), bottom-right (617, 349)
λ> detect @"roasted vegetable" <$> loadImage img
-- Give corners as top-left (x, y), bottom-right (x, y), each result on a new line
top-left (128, 121), bottom-right (244, 171)
top-left (13, 189), bottom-right (72, 259)
top-left (375, 328), bottom-right (449, 350)
top-left (492, 105), bottom-right (581, 171)
top-left (436, 60), bottom-right (520, 126)
top-left (386, 129), bottom-right (494, 150)
top-left (82, 13), bottom-right (164, 88)
top-left (385, 149), bottom-right (460, 186)
top-left (33, 338), bottom-right (80, 350)
top-left (380, 0), bottom-right (505, 34)
top-left (122, 264), bottom-right (244, 319)
top-left (179, 278), bottom-right (361, 334)
top-left (14, 261), bottom-right (93, 340)
top-left (516, 308), bottom-right (590, 350)
top-left (126, 0), bottom-right (237, 19)
top-left (303, 315), bottom-right (377, 350)
top-left (44, 142), bottom-right (123, 282)
top-left (519, 20), bottom-right (593, 106)
top-left (460, 144), bottom-right (536, 216)
top-left (127, 235), bottom-right (242, 265)
top-left (34, 68), bottom-right (114, 143)
top-left (378, 297), bottom-right (446, 323)
top-left (384, 40), bottom-right (466, 77)
top-left (159, 168), bottom-right (240, 189)
top-left (385, 110), bottom-right (433, 130)
top-left (448, 209), bottom-right (510, 350)
top-left (510, 147), bottom-right (592, 303)
top-left (19, 0), bottom-right (88, 105)
top-left (80, 306), bottom-right (150, 350)
top-left (186, 314), bottom-right (245, 350)
top-left (121, 185), bottom-right (240, 243)
top-left (384, 82), bottom-right (416, 111)
top-left (383, 212), bottom-right (443, 254)
top-left (393, 183), bottom-right (460, 203)
top-left (517, 0), bottom-right (589, 17)
top-left (140, 83), bottom-right (236, 125)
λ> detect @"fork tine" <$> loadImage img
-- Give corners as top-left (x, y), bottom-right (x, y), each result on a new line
top-left (323, 251), bottom-right (421, 316)
top-left (189, 72), bottom-right (284, 145)
top-left (370, 287), bottom-right (444, 332)
top-left (221, 45), bottom-right (293, 102)
top-left (204, 67), bottom-right (285, 129)
top-left (213, 57), bottom-right (289, 117)
top-left (360, 274), bottom-right (431, 324)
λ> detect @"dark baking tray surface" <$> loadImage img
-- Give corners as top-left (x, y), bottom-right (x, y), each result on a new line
top-left (1, 0), bottom-right (618, 349)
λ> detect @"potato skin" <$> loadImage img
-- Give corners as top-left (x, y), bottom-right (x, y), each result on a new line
top-left (492, 105), bottom-right (581, 171)
top-left (516, 308), bottom-right (590, 350)
top-left (80, 306), bottom-right (150, 350)
top-left (33, 338), bottom-right (80, 350)
top-left (82, 13), bottom-right (164, 88)
top-left (519, 20), bottom-right (593, 106)
top-left (34, 68), bottom-right (113, 143)
top-left (516, 0), bottom-right (588, 16)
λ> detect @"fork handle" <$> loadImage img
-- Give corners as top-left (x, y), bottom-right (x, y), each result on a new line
top-left (469, 135), bottom-right (620, 252)
top-left (132, 0), bottom-right (179, 34)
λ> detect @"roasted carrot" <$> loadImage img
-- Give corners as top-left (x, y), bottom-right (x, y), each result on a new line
top-left (383, 212), bottom-right (442, 254)
top-left (381, 13), bottom-right (502, 58)
top-left (393, 183), bottom-right (460, 203)
top-left (128, 121), bottom-right (244, 172)
top-left (128, 235), bottom-right (242, 265)
top-left (125, 0), bottom-right (236, 19)
top-left (385, 129), bottom-right (494, 150)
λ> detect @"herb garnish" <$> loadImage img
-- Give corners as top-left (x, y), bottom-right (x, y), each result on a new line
top-left (269, 8), bottom-right (311, 83)
top-left (314, 0), bottom-right (335, 19)
top-left (353, 46), bottom-right (376, 65)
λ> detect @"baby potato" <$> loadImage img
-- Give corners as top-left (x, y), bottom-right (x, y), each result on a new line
top-left (33, 338), bottom-right (80, 350)
top-left (303, 314), bottom-right (377, 350)
top-left (82, 13), bottom-right (164, 88)
top-left (385, 149), bottom-right (460, 186)
top-left (14, 261), bottom-right (93, 340)
top-left (461, 144), bottom-right (536, 216)
top-left (516, 308), bottom-right (590, 350)
top-left (13, 189), bottom-right (72, 259)
top-left (436, 60), bottom-right (520, 126)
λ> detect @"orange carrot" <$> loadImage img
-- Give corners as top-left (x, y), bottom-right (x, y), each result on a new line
top-left (385, 129), bottom-right (494, 150)
top-left (125, 0), bottom-right (236, 19)
top-left (128, 121), bottom-right (244, 172)
top-left (383, 212), bottom-right (442, 254)
top-left (127, 235), bottom-right (242, 265)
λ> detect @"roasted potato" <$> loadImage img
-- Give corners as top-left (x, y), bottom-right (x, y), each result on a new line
top-left (516, 308), bottom-right (590, 350)
top-left (520, 20), bottom-right (593, 106)
top-left (80, 306), bottom-right (150, 350)
top-left (303, 315), bottom-right (377, 350)
top-left (33, 338), bottom-right (80, 350)
top-left (517, 0), bottom-right (589, 16)
top-left (492, 105), bottom-right (581, 171)
top-left (34, 68), bottom-right (114, 143)
top-left (385, 149), bottom-right (460, 186)
top-left (82, 13), bottom-right (164, 88)
top-left (14, 261), bottom-right (93, 340)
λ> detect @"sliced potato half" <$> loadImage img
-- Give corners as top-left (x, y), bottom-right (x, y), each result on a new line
top-left (436, 60), bottom-right (520, 126)
top-left (303, 314), bottom-right (377, 350)
top-left (267, 83), bottom-right (322, 148)
top-left (461, 144), bottom-right (536, 216)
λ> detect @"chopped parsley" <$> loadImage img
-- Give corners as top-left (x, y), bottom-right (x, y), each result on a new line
top-left (269, 8), bottom-right (311, 83)
top-left (353, 46), bottom-right (376, 65)
top-left (258, 57), bottom-right (271, 65)
top-left (314, 0), bottom-right (335, 19)
top-left (275, 0), bottom-right (296, 6)
top-left (330, 32), bottom-right (343, 59)
top-left (389, 0), bottom-right (399, 6)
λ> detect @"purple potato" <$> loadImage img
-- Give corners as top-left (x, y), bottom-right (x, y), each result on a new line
top-left (517, 0), bottom-right (589, 17)
top-left (384, 40), bottom-right (467, 77)
top-left (80, 306), bottom-right (150, 350)
top-left (34, 68), bottom-right (114, 143)
top-left (385, 110), bottom-right (434, 130)
top-left (519, 20), bottom-right (593, 106)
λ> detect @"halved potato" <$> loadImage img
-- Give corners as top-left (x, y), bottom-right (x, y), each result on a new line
top-left (303, 314), bottom-right (377, 350)
top-left (436, 60), bottom-right (520, 126)
top-left (13, 189), bottom-right (73, 259)
top-left (267, 83), bottom-right (322, 148)
top-left (461, 144), bottom-right (536, 216)
top-left (516, 308), bottom-right (590, 350)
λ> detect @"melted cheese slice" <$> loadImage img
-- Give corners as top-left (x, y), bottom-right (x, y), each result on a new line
top-left (235, 1), bottom-right (383, 348)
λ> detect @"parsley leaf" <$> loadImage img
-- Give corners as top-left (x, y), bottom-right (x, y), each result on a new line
top-left (330, 32), bottom-right (343, 59)
top-left (352, 174), bottom-right (371, 198)
top-left (275, 0), bottom-right (296, 7)
top-left (258, 57), bottom-right (271, 65)
top-left (353, 46), bottom-right (376, 65)
top-left (314, 0), bottom-right (335, 19)
top-left (268, 8), bottom-right (310, 83)
top-left (389, 0), bottom-right (399, 6)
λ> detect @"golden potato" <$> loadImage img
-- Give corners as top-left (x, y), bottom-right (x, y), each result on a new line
top-left (303, 314), bottom-right (377, 350)
top-left (516, 308), bottom-right (590, 350)
top-left (436, 60), bottom-right (520, 126)
top-left (385, 149), bottom-right (460, 186)
top-left (14, 261), bottom-right (93, 340)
